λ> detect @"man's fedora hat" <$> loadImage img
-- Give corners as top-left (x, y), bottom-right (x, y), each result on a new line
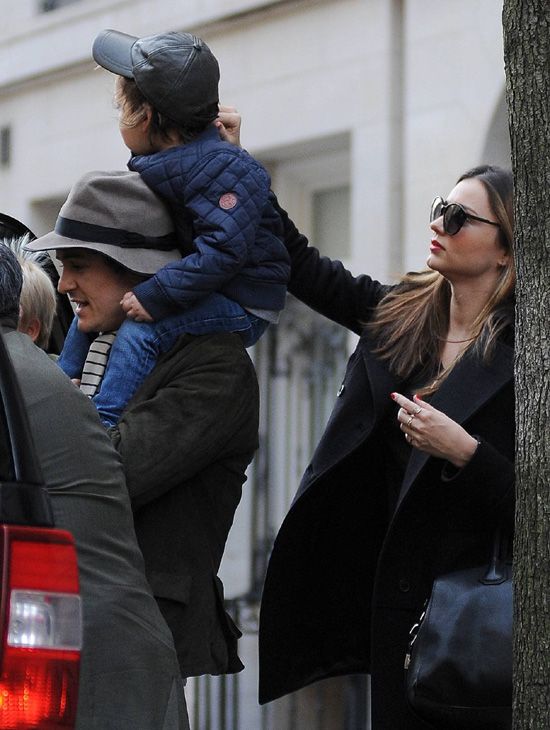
top-left (26, 170), bottom-right (181, 275)
top-left (92, 29), bottom-right (220, 126)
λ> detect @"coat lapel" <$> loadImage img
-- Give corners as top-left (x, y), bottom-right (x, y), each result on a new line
top-left (294, 334), bottom-right (400, 502)
top-left (360, 333), bottom-right (401, 425)
top-left (396, 340), bottom-right (513, 510)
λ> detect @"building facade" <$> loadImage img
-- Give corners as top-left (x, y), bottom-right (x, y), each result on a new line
top-left (1, 1), bottom-right (510, 727)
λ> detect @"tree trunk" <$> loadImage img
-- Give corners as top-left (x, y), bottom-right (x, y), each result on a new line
top-left (502, 2), bottom-right (550, 727)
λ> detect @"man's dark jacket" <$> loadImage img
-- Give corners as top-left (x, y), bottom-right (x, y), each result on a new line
top-left (110, 332), bottom-right (259, 677)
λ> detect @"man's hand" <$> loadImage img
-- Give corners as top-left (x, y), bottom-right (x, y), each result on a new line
top-left (216, 105), bottom-right (242, 147)
top-left (121, 292), bottom-right (154, 322)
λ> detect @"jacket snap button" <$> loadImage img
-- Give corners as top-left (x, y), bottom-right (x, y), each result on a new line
top-left (398, 579), bottom-right (411, 593)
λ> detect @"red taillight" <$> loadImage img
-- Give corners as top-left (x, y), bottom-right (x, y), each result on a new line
top-left (0, 525), bottom-right (81, 729)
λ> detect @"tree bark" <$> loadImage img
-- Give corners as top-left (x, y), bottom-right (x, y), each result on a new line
top-left (502, 1), bottom-right (550, 727)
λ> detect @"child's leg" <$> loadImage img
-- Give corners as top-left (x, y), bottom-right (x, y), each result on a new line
top-left (236, 314), bottom-right (269, 348)
top-left (92, 319), bottom-right (159, 429)
top-left (94, 296), bottom-right (269, 427)
top-left (154, 293), bottom-right (268, 353)
top-left (57, 316), bottom-right (95, 379)
top-left (96, 295), bottom-right (247, 426)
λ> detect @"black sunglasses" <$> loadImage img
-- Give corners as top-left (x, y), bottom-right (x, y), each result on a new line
top-left (430, 196), bottom-right (500, 236)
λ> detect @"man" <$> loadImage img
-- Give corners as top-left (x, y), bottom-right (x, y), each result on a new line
top-left (0, 242), bottom-right (188, 729)
top-left (27, 170), bottom-right (260, 679)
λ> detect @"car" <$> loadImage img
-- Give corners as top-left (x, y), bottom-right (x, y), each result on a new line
top-left (0, 330), bottom-right (81, 729)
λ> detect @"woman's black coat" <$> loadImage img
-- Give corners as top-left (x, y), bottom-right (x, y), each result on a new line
top-left (258, 201), bottom-right (514, 729)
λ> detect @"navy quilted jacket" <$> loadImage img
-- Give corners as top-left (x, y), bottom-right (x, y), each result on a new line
top-left (129, 126), bottom-right (290, 320)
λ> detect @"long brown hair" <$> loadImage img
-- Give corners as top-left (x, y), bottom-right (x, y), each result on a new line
top-left (368, 165), bottom-right (515, 390)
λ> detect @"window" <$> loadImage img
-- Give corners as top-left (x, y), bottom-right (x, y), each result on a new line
top-left (0, 127), bottom-right (11, 167)
top-left (312, 185), bottom-right (351, 259)
top-left (40, 0), bottom-right (81, 12)
top-left (265, 133), bottom-right (351, 262)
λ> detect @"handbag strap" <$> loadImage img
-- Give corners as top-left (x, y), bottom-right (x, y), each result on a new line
top-left (481, 528), bottom-right (511, 585)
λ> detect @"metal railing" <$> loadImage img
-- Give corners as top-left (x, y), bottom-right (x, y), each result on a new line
top-left (190, 597), bottom-right (368, 730)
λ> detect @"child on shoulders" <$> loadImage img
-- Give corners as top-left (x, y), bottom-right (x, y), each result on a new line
top-left (59, 29), bottom-right (289, 427)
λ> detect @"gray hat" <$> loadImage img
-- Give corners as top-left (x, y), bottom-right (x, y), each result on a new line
top-left (26, 170), bottom-right (181, 275)
top-left (92, 29), bottom-right (220, 126)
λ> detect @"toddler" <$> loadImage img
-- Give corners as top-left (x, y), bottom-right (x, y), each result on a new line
top-left (59, 29), bottom-right (289, 427)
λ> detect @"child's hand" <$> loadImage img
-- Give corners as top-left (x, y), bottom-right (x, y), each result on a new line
top-left (121, 292), bottom-right (154, 322)
top-left (71, 378), bottom-right (81, 387)
top-left (216, 105), bottom-right (242, 147)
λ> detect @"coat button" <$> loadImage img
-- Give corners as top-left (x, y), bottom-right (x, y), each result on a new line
top-left (337, 383), bottom-right (345, 397)
top-left (398, 578), bottom-right (411, 593)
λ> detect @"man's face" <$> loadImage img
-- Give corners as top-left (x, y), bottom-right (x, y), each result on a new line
top-left (57, 249), bottom-right (134, 333)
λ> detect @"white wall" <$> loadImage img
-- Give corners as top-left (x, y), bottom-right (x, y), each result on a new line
top-left (403, 0), bottom-right (507, 272)
top-left (1, 0), bottom-right (508, 266)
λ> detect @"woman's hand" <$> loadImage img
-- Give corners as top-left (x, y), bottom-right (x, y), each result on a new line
top-left (121, 292), bottom-right (153, 322)
top-left (216, 105), bottom-right (242, 147)
top-left (391, 392), bottom-right (479, 468)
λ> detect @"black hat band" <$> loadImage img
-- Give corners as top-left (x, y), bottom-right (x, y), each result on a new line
top-left (56, 216), bottom-right (177, 251)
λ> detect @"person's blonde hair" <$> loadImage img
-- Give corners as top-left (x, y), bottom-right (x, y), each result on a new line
top-left (18, 257), bottom-right (57, 350)
top-left (368, 165), bottom-right (515, 394)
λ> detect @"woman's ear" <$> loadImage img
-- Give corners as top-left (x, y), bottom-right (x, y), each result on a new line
top-left (497, 250), bottom-right (510, 268)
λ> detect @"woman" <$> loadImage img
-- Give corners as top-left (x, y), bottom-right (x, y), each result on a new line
top-left (253, 160), bottom-right (514, 727)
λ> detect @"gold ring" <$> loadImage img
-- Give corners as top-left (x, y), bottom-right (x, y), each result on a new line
top-left (407, 414), bottom-right (414, 427)
top-left (414, 406), bottom-right (423, 415)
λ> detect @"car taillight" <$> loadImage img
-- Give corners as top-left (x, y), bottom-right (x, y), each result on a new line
top-left (0, 525), bottom-right (81, 729)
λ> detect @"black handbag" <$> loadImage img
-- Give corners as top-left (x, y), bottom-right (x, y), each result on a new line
top-left (404, 531), bottom-right (512, 729)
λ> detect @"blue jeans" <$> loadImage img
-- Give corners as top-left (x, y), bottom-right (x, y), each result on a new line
top-left (58, 293), bottom-right (268, 428)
